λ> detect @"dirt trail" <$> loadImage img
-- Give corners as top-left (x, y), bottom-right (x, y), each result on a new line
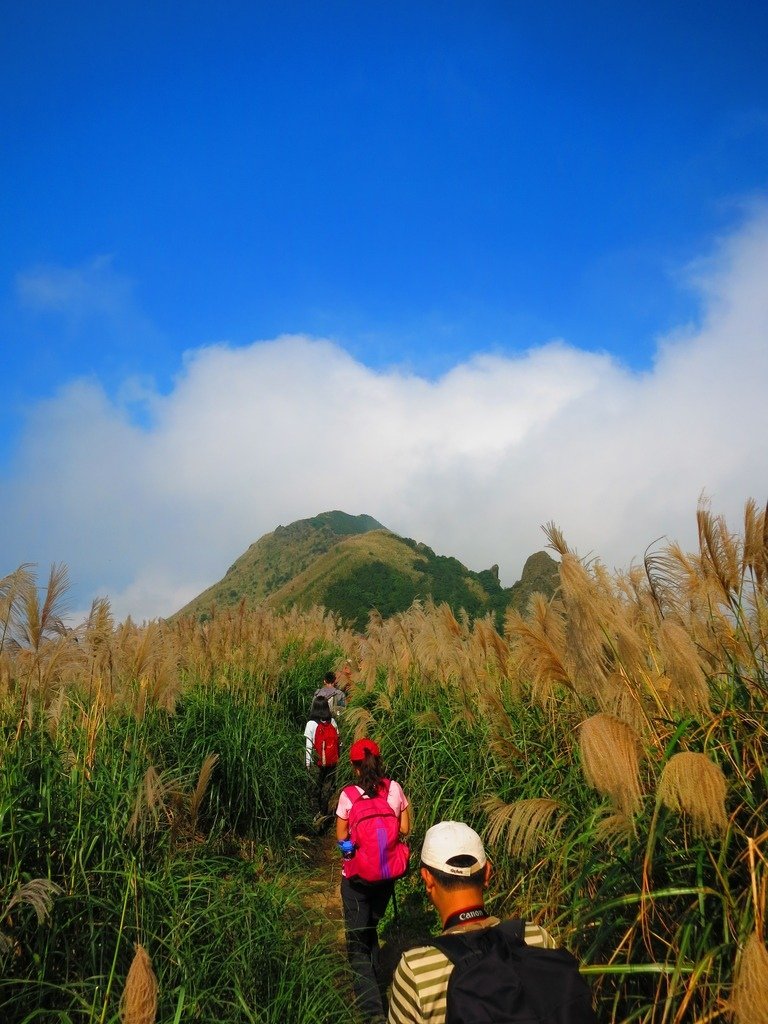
top-left (300, 827), bottom-right (347, 948)
top-left (299, 825), bottom-right (436, 1001)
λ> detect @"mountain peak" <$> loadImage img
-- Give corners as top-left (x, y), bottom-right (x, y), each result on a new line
top-left (175, 512), bottom-right (559, 627)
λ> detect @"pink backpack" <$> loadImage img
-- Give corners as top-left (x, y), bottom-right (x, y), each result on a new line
top-left (344, 780), bottom-right (410, 882)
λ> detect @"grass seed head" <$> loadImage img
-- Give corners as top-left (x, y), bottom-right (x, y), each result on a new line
top-left (343, 705), bottom-right (374, 742)
top-left (505, 595), bottom-right (573, 704)
top-left (697, 503), bottom-right (742, 604)
top-left (189, 752), bottom-right (219, 826)
top-left (729, 931), bottom-right (768, 1024)
top-left (657, 751), bottom-right (728, 838)
top-left (578, 713), bottom-right (643, 816)
top-left (560, 555), bottom-right (609, 695)
top-left (120, 943), bottom-right (158, 1024)
top-left (3, 878), bottom-right (62, 923)
top-left (742, 498), bottom-right (768, 593)
top-left (594, 810), bottom-right (636, 846)
top-left (481, 796), bottom-right (564, 861)
top-left (657, 619), bottom-right (711, 715)
top-left (599, 677), bottom-right (649, 736)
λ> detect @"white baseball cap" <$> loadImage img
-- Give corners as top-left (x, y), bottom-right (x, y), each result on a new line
top-left (420, 821), bottom-right (487, 877)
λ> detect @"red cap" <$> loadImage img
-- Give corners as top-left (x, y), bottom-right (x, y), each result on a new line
top-left (350, 738), bottom-right (380, 762)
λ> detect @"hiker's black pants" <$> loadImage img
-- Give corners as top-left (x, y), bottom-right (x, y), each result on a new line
top-left (341, 876), bottom-right (394, 1019)
top-left (307, 765), bottom-right (337, 815)
top-left (317, 764), bottom-right (337, 815)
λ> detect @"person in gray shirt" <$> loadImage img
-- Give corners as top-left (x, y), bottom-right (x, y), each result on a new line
top-left (313, 670), bottom-right (347, 715)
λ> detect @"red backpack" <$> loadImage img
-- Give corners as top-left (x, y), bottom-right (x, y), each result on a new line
top-left (313, 721), bottom-right (339, 767)
top-left (344, 780), bottom-right (410, 882)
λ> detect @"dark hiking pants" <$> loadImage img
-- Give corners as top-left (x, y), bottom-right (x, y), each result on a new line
top-left (318, 764), bottom-right (337, 815)
top-left (308, 764), bottom-right (337, 815)
top-left (340, 876), bottom-right (394, 1019)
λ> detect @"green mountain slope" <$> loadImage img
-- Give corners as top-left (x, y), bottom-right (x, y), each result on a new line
top-left (175, 511), bottom-right (384, 620)
top-left (263, 531), bottom-right (494, 627)
top-left (176, 509), bottom-right (560, 629)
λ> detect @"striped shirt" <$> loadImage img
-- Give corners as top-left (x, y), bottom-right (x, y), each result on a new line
top-left (387, 918), bottom-right (556, 1024)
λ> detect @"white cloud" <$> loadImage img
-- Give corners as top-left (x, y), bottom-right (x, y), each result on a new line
top-left (2, 209), bottom-right (768, 622)
top-left (15, 256), bottom-right (160, 358)
top-left (17, 255), bottom-right (132, 319)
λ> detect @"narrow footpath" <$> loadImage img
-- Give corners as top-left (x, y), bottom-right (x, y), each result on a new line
top-left (298, 825), bottom-right (436, 1020)
top-left (300, 829), bottom-right (347, 949)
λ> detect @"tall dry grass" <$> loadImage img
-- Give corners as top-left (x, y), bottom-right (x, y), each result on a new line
top-left (358, 498), bottom-right (768, 1022)
top-left (2, 497), bottom-right (767, 1022)
top-left (0, 584), bottom-right (356, 1022)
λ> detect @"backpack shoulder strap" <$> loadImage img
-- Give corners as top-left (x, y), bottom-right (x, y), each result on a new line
top-left (429, 928), bottom-right (486, 970)
top-left (343, 784), bottom-right (364, 804)
top-left (497, 918), bottom-right (527, 946)
top-left (431, 919), bottom-right (526, 966)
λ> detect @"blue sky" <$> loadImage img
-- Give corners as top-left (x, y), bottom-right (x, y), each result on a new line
top-left (2, 1), bottom-right (768, 620)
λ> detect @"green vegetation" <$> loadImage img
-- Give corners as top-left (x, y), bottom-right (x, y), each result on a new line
top-left (177, 508), bottom-right (560, 629)
top-left (0, 585), bottom-right (357, 1023)
top-left (2, 499), bottom-right (767, 1022)
top-left (325, 561), bottom-right (418, 627)
top-left (318, 535), bottom-right (559, 629)
top-left (176, 511), bottom-right (385, 620)
top-left (0, 689), bottom-right (359, 1023)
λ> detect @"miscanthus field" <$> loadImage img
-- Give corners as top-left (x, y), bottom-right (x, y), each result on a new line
top-left (1, 501), bottom-right (767, 1024)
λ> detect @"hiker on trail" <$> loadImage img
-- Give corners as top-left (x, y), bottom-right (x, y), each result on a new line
top-left (314, 670), bottom-right (348, 716)
top-left (304, 695), bottom-right (340, 818)
top-left (387, 821), bottom-right (597, 1024)
top-left (336, 738), bottom-right (410, 1024)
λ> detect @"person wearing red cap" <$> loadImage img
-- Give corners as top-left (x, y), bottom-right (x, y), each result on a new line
top-left (336, 738), bottom-right (410, 1024)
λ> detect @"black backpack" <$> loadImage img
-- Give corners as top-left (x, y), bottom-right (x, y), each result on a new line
top-left (429, 919), bottom-right (597, 1024)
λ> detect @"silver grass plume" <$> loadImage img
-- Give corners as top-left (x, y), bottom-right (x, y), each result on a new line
top-left (1, 878), bottom-right (62, 954)
top-left (578, 713), bottom-right (643, 816)
top-left (481, 796), bottom-right (565, 861)
top-left (657, 752), bottom-right (728, 838)
top-left (657, 619), bottom-right (711, 715)
top-left (3, 878), bottom-right (62, 923)
top-left (188, 752), bottom-right (220, 832)
top-left (594, 811), bottom-right (636, 846)
top-left (120, 943), bottom-right (158, 1024)
top-left (729, 931), bottom-right (768, 1024)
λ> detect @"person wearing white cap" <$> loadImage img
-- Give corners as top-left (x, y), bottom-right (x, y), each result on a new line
top-left (387, 821), bottom-right (556, 1024)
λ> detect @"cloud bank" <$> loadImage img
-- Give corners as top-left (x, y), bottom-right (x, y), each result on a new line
top-left (3, 209), bottom-right (768, 622)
